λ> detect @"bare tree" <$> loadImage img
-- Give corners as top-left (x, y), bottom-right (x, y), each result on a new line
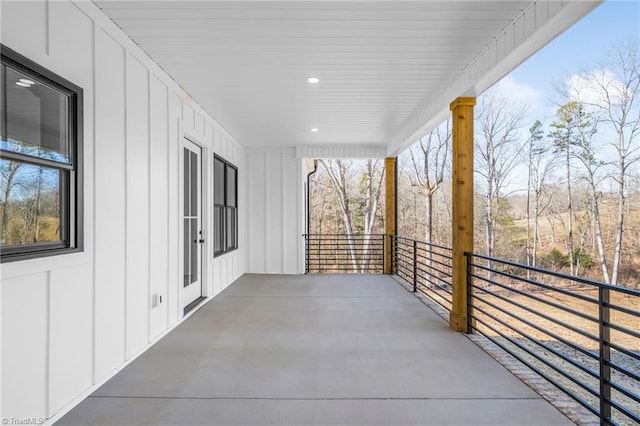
top-left (406, 121), bottom-right (451, 260)
top-left (525, 120), bottom-right (558, 268)
top-left (318, 159), bottom-right (384, 272)
top-left (475, 94), bottom-right (528, 261)
top-left (0, 160), bottom-right (22, 244)
top-left (550, 103), bottom-right (579, 275)
top-left (588, 39), bottom-right (640, 284)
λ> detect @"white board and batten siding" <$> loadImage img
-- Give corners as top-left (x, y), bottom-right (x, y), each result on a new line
top-left (0, 0), bottom-right (246, 421)
top-left (247, 148), bottom-right (305, 274)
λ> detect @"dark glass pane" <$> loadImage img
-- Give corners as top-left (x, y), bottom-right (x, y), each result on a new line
top-left (183, 148), bottom-right (189, 216)
top-left (3, 65), bottom-right (70, 164)
top-left (214, 206), bottom-right (223, 254)
top-left (214, 157), bottom-right (225, 205)
top-left (227, 167), bottom-right (236, 207)
top-left (190, 218), bottom-right (198, 284)
top-left (226, 207), bottom-right (236, 250)
top-left (0, 159), bottom-right (63, 246)
top-left (190, 151), bottom-right (197, 216)
top-left (183, 218), bottom-right (189, 287)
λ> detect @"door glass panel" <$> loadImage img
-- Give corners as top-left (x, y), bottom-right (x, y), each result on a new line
top-left (190, 151), bottom-right (197, 216)
top-left (190, 217), bottom-right (198, 284)
top-left (183, 218), bottom-right (189, 287)
top-left (183, 148), bottom-right (189, 216)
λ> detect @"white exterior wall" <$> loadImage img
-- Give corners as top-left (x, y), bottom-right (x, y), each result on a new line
top-left (0, 0), bottom-right (247, 421)
top-left (247, 148), bottom-right (305, 274)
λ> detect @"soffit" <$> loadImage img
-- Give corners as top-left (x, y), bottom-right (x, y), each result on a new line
top-left (93, 1), bottom-right (567, 151)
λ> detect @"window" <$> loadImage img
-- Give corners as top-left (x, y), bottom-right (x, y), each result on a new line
top-left (0, 45), bottom-right (83, 262)
top-left (214, 155), bottom-right (237, 257)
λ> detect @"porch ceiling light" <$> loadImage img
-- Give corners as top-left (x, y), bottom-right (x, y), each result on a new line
top-left (310, 128), bottom-right (319, 132)
top-left (306, 76), bottom-right (320, 84)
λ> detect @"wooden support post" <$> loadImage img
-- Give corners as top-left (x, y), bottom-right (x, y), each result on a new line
top-left (384, 157), bottom-right (397, 274)
top-left (450, 97), bottom-right (476, 332)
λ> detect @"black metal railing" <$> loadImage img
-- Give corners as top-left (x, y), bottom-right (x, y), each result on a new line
top-left (466, 252), bottom-right (640, 426)
top-left (389, 235), bottom-right (640, 425)
top-left (303, 234), bottom-right (384, 273)
top-left (391, 235), bottom-right (453, 313)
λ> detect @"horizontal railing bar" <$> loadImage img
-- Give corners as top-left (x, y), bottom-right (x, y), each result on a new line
top-left (470, 298), bottom-right (600, 377)
top-left (607, 379), bottom-right (640, 406)
top-left (417, 279), bottom-right (453, 298)
top-left (417, 284), bottom-right (453, 303)
top-left (416, 263), bottom-right (452, 280)
top-left (415, 256), bottom-right (452, 271)
top-left (304, 234), bottom-right (386, 237)
top-left (606, 321), bottom-right (640, 340)
top-left (472, 292), bottom-right (600, 363)
top-left (468, 319), bottom-right (600, 417)
top-left (470, 281), bottom-right (599, 343)
top-left (416, 249), bottom-right (453, 260)
top-left (307, 244), bottom-right (385, 248)
top-left (605, 341), bottom-right (640, 362)
top-left (607, 360), bottom-right (640, 384)
top-left (416, 262), bottom-right (452, 280)
top-left (468, 261), bottom-right (601, 305)
top-left (608, 396), bottom-right (640, 423)
top-left (469, 272), bottom-right (600, 325)
top-left (416, 273), bottom-right (453, 294)
top-left (393, 236), bottom-right (452, 252)
top-left (467, 252), bottom-right (640, 297)
top-left (469, 309), bottom-right (601, 399)
top-left (606, 301), bottom-right (640, 318)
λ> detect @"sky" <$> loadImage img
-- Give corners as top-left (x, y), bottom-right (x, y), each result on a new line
top-left (488, 0), bottom-right (639, 123)
top-left (479, 0), bottom-right (640, 192)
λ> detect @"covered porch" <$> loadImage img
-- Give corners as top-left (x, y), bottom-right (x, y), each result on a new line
top-left (57, 274), bottom-right (571, 425)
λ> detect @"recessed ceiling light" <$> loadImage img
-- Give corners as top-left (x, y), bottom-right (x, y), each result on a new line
top-left (15, 81), bottom-right (31, 87)
top-left (306, 76), bottom-right (320, 84)
top-left (310, 128), bottom-right (319, 132)
top-left (19, 78), bottom-right (35, 85)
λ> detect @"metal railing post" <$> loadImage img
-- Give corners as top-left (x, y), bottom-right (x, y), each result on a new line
top-left (304, 235), bottom-right (309, 273)
top-left (466, 252), bottom-right (473, 334)
top-left (599, 286), bottom-right (611, 424)
top-left (412, 240), bottom-right (417, 292)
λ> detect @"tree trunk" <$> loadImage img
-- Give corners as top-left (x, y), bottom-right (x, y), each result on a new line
top-left (611, 165), bottom-right (625, 285)
top-left (425, 191), bottom-right (433, 265)
top-left (566, 148), bottom-right (575, 275)
top-left (1, 161), bottom-right (20, 243)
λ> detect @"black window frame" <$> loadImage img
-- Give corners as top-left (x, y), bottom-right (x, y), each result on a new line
top-left (0, 45), bottom-right (83, 262)
top-left (214, 154), bottom-right (237, 257)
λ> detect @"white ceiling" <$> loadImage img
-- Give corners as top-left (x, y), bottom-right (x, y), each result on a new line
top-left (94, 1), bottom-right (599, 154)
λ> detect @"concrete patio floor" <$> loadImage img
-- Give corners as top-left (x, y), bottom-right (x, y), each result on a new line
top-left (57, 274), bottom-right (573, 425)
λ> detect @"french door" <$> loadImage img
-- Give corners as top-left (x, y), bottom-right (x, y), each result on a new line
top-left (182, 139), bottom-right (203, 311)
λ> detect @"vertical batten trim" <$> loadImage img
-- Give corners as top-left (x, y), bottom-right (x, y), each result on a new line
top-left (90, 19), bottom-right (97, 386)
top-left (146, 68), bottom-right (152, 344)
top-left (122, 50), bottom-right (129, 360)
top-left (45, 0), bottom-right (51, 56)
top-left (264, 152), bottom-right (269, 272)
top-left (165, 86), bottom-right (171, 329)
top-left (281, 151), bottom-right (286, 273)
top-left (176, 115), bottom-right (184, 320)
top-left (45, 271), bottom-right (51, 417)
